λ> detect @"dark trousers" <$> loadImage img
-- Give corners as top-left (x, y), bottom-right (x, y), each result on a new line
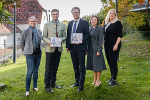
top-left (104, 46), bottom-right (121, 80)
top-left (70, 45), bottom-right (86, 90)
top-left (44, 48), bottom-right (61, 88)
top-left (26, 54), bottom-right (41, 91)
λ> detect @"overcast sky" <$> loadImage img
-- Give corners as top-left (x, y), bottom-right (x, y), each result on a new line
top-left (38, 0), bottom-right (103, 21)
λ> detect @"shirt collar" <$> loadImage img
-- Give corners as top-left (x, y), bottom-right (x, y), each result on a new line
top-left (52, 20), bottom-right (59, 23)
top-left (29, 25), bottom-right (35, 29)
top-left (74, 18), bottom-right (80, 22)
top-left (92, 25), bottom-right (98, 29)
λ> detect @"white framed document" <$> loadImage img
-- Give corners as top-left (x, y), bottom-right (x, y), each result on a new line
top-left (71, 33), bottom-right (83, 44)
top-left (50, 37), bottom-right (62, 47)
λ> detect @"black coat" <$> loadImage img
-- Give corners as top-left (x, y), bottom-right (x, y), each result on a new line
top-left (104, 20), bottom-right (123, 49)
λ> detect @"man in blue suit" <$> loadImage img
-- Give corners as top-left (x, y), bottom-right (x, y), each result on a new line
top-left (66, 7), bottom-right (89, 92)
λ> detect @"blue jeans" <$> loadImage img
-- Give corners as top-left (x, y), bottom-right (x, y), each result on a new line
top-left (26, 54), bottom-right (41, 91)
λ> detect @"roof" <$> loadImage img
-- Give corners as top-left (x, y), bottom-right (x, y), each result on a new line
top-left (130, 0), bottom-right (150, 12)
top-left (0, 24), bottom-right (22, 36)
top-left (8, 0), bottom-right (44, 24)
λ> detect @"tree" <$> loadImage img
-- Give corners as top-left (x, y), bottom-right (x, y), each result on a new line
top-left (118, 0), bottom-right (146, 28)
top-left (100, 0), bottom-right (147, 29)
top-left (0, 0), bottom-right (20, 24)
top-left (0, 1), bottom-right (12, 24)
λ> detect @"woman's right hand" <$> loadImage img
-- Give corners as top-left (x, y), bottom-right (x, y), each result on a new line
top-left (96, 52), bottom-right (100, 56)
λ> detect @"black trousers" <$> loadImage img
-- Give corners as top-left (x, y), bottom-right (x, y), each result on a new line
top-left (70, 45), bottom-right (86, 90)
top-left (44, 48), bottom-right (61, 88)
top-left (104, 46), bottom-right (121, 80)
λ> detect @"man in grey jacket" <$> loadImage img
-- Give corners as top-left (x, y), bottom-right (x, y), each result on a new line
top-left (20, 16), bottom-right (42, 96)
top-left (43, 9), bottom-right (66, 93)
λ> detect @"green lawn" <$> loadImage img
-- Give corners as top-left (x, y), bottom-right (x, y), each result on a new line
top-left (0, 34), bottom-right (150, 100)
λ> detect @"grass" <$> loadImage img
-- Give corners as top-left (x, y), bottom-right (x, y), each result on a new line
top-left (0, 33), bottom-right (150, 100)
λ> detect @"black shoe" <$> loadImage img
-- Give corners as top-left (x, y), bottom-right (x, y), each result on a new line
top-left (45, 87), bottom-right (54, 93)
top-left (109, 80), bottom-right (117, 87)
top-left (107, 79), bottom-right (112, 83)
top-left (53, 84), bottom-right (62, 89)
top-left (77, 88), bottom-right (83, 92)
top-left (70, 83), bottom-right (79, 87)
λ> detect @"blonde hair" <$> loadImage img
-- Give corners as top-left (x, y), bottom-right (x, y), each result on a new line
top-left (105, 9), bottom-right (118, 25)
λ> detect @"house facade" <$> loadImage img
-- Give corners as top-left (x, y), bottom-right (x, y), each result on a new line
top-left (0, 24), bottom-right (22, 49)
top-left (0, 0), bottom-right (49, 48)
top-left (8, 0), bottom-right (46, 30)
top-left (130, 0), bottom-right (150, 12)
top-left (0, 0), bottom-right (49, 61)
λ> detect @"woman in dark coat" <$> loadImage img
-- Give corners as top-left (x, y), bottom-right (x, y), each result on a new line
top-left (86, 16), bottom-right (106, 87)
top-left (104, 9), bottom-right (123, 87)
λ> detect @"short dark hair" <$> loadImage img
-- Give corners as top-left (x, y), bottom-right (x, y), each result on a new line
top-left (90, 16), bottom-right (99, 25)
top-left (51, 9), bottom-right (59, 14)
top-left (71, 7), bottom-right (80, 13)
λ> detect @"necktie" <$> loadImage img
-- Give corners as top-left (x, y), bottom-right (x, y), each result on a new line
top-left (73, 21), bottom-right (77, 33)
top-left (56, 22), bottom-right (58, 37)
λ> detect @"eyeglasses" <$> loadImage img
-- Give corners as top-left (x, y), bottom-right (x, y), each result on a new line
top-left (52, 14), bottom-right (59, 15)
top-left (30, 21), bottom-right (36, 22)
top-left (72, 12), bottom-right (79, 14)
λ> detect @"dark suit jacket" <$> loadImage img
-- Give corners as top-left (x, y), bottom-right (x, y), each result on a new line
top-left (66, 19), bottom-right (89, 51)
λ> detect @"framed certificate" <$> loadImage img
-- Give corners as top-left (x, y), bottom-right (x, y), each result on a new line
top-left (71, 33), bottom-right (83, 44)
top-left (50, 37), bottom-right (62, 47)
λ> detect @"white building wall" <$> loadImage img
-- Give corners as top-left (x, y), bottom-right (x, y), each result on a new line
top-left (40, 11), bottom-right (49, 34)
top-left (16, 24), bottom-right (29, 31)
top-left (0, 36), bottom-right (7, 49)
top-left (0, 33), bottom-right (21, 49)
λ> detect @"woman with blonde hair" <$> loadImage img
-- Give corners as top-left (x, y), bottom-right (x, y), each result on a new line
top-left (104, 9), bottom-right (123, 87)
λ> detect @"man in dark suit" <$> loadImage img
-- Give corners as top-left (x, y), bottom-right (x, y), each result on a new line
top-left (66, 7), bottom-right (89, 92)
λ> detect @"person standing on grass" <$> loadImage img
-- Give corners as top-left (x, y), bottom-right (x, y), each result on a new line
top-left (104, 9), bottom-right (123, 87)
top-left (43, 9), bottom-right (66, 93)
top-left (86, 16), bottom-right (106, 87)
top-left (66, 7), bottom-right (89, 92)
top-left (20, 16), bottom-right (42, 96)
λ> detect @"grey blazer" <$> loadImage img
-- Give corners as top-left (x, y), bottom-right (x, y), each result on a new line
top-left (88, 25), bottom-right (103, 53)
top-left (20, 27), bottom-right (42, 55)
